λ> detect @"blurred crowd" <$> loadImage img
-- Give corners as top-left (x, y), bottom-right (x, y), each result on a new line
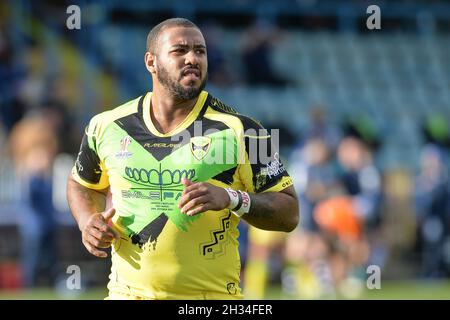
top-left (240, 107), bottom-right (450, 299)
top-left (1, 5), bottom-right (450, 297)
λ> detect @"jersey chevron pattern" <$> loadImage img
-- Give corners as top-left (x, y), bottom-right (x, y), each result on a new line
top-left (72, 90), bottom-right (293, 299)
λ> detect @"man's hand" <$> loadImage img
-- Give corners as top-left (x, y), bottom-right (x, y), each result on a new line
top-left (178, 179), bottom-right (230, 216)
top-left (80, 208), bottom-right (118, 258)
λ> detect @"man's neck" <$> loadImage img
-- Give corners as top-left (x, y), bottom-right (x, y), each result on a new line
top-left (150, 86), bottom-right (199, 134)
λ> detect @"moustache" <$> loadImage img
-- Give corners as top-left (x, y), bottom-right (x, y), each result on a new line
top-left (180, 66), bottom-right (201, 78)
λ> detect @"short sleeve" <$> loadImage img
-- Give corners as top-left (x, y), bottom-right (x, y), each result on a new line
top-left (71, 118), bottom-right (109, 190)
top-left (237, 117), bottom-right (293, 193)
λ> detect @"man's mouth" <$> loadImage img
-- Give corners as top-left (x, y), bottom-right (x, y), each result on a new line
top-left (182, 68), bottom-right (201, 81)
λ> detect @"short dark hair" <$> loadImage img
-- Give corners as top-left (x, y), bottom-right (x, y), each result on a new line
top-left (146, 18), bottom-right (200, 54)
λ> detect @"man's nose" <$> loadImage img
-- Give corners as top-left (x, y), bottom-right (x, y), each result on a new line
top-left (184, 50), bottom-right (199, 66)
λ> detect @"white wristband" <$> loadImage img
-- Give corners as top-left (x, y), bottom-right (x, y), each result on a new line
top-left (238, 191), bottom-right (251, 216)
top-left (225, 188), bottom-right (240, 210)
top-left (225, 188), bottom-right (251, 218)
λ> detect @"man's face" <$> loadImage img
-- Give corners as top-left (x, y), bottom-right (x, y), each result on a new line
top-left (154, 27), bottom-right (208, 100)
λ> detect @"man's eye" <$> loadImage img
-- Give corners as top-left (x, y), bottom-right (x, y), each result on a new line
top-left (196, 50), bottom-right (206, 54)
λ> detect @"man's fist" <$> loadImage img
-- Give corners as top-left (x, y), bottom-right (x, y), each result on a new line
top-left (80, 208), bottom-right (119, 258)
top-left (178, 179), bottom-right (230, 216)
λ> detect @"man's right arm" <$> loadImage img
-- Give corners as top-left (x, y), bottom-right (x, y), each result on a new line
top-left (67, 174), bottom-right (117, 258)
top-left (68, 115), bottom-right (118, 258)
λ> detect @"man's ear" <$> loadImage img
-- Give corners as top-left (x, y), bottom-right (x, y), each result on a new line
top-left (145, 52), bottom-right (156, 74)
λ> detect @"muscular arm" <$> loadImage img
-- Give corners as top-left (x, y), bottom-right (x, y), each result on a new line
top-left (67, 175), bottom-right (107, 230)
top-left (67, 175), bottom-right (117, 258)
top-left (243, 186), bottom-right (299, 232)
top-left (178, 180), bottom-right (299, 233)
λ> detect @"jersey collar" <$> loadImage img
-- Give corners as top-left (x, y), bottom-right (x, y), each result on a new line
top-left (142, 91), bottom-right (208, 137)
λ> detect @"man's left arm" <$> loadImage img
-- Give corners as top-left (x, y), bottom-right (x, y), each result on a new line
top-left (178, 180), bottom-right (299, 232)
top-left (178, 116), bottom-right (299, 232)
top-left (244, 186), bottom-right (299, 232)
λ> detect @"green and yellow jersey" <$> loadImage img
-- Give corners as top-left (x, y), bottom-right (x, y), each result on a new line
top-left (72, 90), bottom-right (293, 299)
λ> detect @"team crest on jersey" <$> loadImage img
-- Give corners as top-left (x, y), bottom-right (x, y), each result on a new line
top-left (116, 136), bottom-right (133, 159)
top-left (190, 136), bottom-right (211, 161)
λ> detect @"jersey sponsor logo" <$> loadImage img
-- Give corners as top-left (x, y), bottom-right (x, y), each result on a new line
top-left (116, 136), bottom-right (133, 159)
top-left (122, 190), bottom-right (182, 201)
top-left (190, 136), bottom-right (212, 161)
top-left (143, 142), bottom-right (181, 149)
top-left (122, 190), bottom-right (161, 200)
top-left (124, 166), bottom-right (196, 186)
top-left (266, 152), bottom-right (286, 179)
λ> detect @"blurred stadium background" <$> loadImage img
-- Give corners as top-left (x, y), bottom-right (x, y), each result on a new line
top-left (1, 0), bottom-right (450, 299)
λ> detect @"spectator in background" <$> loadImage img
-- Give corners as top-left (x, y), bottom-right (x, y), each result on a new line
top-left (202, 22), bottom-right (234, 87)
top-left (40, 100), bottom-right (79, 154)
top-left (336, 136), bottom-right (381, 231)
top-left (288, 106), bottom-right (341, 224)
top-left (283, 137), bottom-right (341, 298)
top-left (338, 115), bottom-right (382, 231)
top-left (0, 25), bottom-right (27, 132)
top-left (290, 137), bottom-right (337, 232)
top-left (422, 114), bottom-right (450, 151)
top-left (0, 122), bottom-right (5, 153)
top-left (414, 144), bottom-right (450, 278)
top-left (312, 184), bottom-right (370, 296)
top-left (240, 19), bottom-right (290, 87)
top-left (415, 114), bottom-right (450, 277)
top-left (336, 134), bottom-right (383, 262)
top-left (303, 107), bottom-right (341, 153)
top-left (8, 111), bottom-right (60, 287)
top-left (1, 40), bottom-right (48, 135)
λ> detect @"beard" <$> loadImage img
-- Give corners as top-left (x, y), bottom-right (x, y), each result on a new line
top-left (156, 64), bottom-right (207, 100)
